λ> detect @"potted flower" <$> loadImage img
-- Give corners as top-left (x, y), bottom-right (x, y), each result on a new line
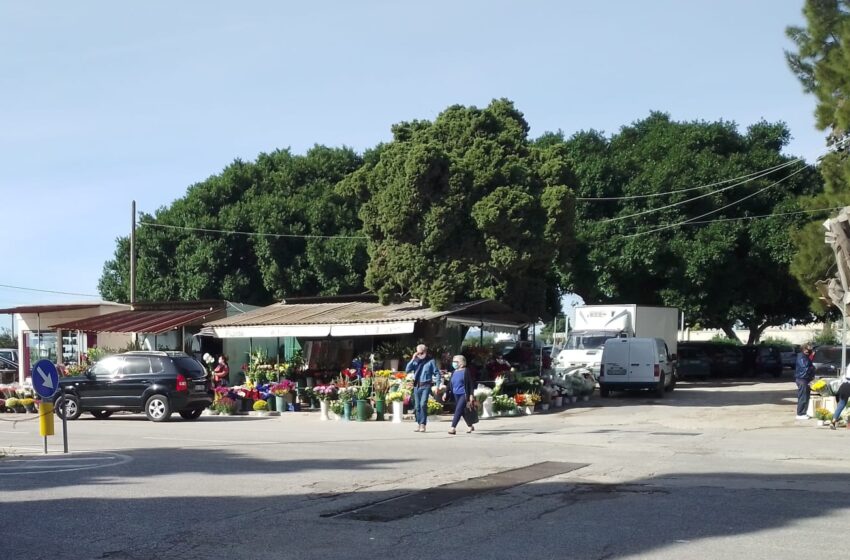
top-left (492, 394), bottom-right (516, 416)
top-left (269, 380), bottom-right (296, 412)
top-left (425, 398), bottom-right (443, 423)
top-left (386, 390), bottom-right (405, 423)
top-left (314, 384), bottom-right (338, 421)
top-left (214, 396), bottom-right (238, 415)
top-left (372, 376), bottom-right (389, 421)
top-left (338, 387), bottom-right (354, 420)
top-left (20, 397), bottom-right (36, 413)
top-left (5, 397), bottom-right (20, 413)
top-left (329, 400), bottom-right (344, 420)
top-left (523, 392), bottom-right (541, 415)
top-left (253, 399), bottom-right (270, 415)
top-left (355, 379), bottom-right (372, 421)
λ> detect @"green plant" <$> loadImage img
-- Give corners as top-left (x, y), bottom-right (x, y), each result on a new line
top-left (213, 396), bottom-right (237, 414)
top-left (356, 378), bottom-right (372, 400)
top-left (338, 387), bottom-right (354, 403)
top-left (5, 397), bottom-right (19, 409)
top-left (492, 394), bottom-right (517, 413)
top-left (760, 336), bottom-right (793, 348)
top-left (253, 400), bottom-right (269, 412)
top-left (330, 400), bottom-right (345, 415)
top-left (709, 335), bottom-right (742, 346)
top-left (813, 323), bottom-right (839, 346)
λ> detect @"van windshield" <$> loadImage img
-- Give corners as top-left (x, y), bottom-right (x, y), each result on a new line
top-left (565, 332), bottom-right (617, 350)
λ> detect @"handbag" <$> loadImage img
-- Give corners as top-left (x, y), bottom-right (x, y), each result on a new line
top-left (464, 399), bottom-right (479, 425)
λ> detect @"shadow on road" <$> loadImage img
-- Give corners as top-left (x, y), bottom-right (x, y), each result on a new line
top-left (590, 379), bottom-right (797, 409)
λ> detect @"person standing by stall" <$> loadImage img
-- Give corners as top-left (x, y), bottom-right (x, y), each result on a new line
top-left (406, 344), bottom-right (442, 433)
top-left (213, 355), bottom-right (230, 387)
top-left (794, 344), bottom-right (815, 420)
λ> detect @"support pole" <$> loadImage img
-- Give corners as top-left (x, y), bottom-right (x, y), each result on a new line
top-left (130, 200), bottom-right (136, 308)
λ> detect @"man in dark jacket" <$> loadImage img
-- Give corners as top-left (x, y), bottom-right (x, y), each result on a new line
top-left (794, 344), bottom-right (816, 420)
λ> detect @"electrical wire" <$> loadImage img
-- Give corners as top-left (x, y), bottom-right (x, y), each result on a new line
top-left (0, 284), bottom-right (101, 298)
top-left (599, 159), bottom-right (807, 224)
top-left (139, 221), bottom-right (369, 240)
top-left (577, 158), bottom-right (803, 201)
top-left (623, 164), bottom-right (811, 238)
top-left (635, 206), bottom-right (844, 227)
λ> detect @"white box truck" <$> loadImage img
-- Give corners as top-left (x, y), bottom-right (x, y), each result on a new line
top-left (552, 304), bottom-right (679, 378)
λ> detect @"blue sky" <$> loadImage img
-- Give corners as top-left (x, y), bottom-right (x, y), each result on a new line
top-left (0, 0), bottom-right (824, 331)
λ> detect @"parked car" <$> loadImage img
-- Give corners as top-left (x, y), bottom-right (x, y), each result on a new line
top-left (676, 346), bottom-right (711, 379)
top-left (778, 345), bottom-right (799, 369)
top-left (680, 342), bottom-right (744, 377)
top-left (55, 351), bottom-right (213, 422)
top-left (0, 348), bottom-right (18, 366)
top-left (742, 345), bottom-right (783, 377)
top-left (812, 345), bottom-right (843, 378)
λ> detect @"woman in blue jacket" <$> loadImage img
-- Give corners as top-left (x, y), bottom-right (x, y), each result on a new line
top-left (447, 355), bottom-right (476, 435)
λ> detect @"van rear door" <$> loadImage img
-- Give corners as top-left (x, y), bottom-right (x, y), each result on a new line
top-left (628, 339), bottom-right (656, 383)
top-left (601, 338), bottom-right (630, 382)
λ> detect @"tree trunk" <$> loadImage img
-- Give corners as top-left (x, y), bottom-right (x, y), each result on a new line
top-left (746, 324), bottom-right (766, 345)
top-left (722, 325), bottom-right (741, 343)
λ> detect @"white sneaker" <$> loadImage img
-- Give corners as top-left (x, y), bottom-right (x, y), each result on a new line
top-left (796, 415), bottom-right (809, 420)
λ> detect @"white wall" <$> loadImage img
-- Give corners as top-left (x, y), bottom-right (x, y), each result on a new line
top-left (685, 323), bottom-right (847, 345)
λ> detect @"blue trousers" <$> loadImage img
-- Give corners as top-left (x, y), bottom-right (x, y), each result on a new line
top-left (414, 385), bottom-right (432, 425)
top-left (451, 393), bottom-right (470, 428)
top-left (796, 380), bottom-right (810, 416)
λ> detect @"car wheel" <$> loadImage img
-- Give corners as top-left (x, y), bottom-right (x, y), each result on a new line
top-left (145, 395), bottom-right (172, 422)
top-left (90, 410), bottom-right (113, 419)
top-left (599, 385), bottom-right (610, 398)
top-left (665, 373), bottom-right (676, 392)
top-left (179, 409), bottom-right (203, 420)
top-left (655, 376), bottom-right (666, 398)
top-left (55, 395), bottom-right (81, 420)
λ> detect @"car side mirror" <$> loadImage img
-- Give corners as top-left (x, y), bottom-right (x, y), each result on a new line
top-left (671, 353), bottom-right (677, 361)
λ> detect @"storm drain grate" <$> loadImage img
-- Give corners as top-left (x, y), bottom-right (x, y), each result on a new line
top-left (324, 461), bottom-right (587, 522)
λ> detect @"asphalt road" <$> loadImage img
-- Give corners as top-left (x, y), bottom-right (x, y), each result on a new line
top-left (1, 377), bottom-right (848, 560)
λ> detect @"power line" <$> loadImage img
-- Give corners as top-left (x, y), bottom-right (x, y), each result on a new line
top-left (139, 221), bottom-right (369, 240)
top-left (577, 158), bottom-right (803, 201)
top-left (599, 159), bottom-right (807, 224)
top-left (0, 283), bottom-right (102, 298)
top-left (623, 164), bottom-right (811, 238)
top-left (637, 205), bottom-right (843, 227)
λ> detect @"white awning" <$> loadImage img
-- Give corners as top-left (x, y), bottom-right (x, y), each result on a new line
top-left (446, 316), bottom-right (523, 333)
top-left (211, 325), bottom-right (330, 338)
top-left (329, 321), bottom-right (416, 337)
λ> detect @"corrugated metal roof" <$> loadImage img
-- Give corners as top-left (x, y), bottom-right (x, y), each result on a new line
top-left (205, 299), bottom-right (531, 328)
top-left (0, 303), bottom-right (111, 315)
top-left (50, 308), bottom-right (223, 335)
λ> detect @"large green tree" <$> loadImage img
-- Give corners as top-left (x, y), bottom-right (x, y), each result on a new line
top-left (338, 99), bottom-right (577, 319)
top-left (99, 146), bottom-right (368, 304)
top-left (786, 0), bottom-right (850, 313)
top-left (560, 113), bottom-right (821, 343)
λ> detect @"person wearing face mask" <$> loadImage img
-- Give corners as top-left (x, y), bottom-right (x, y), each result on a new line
top-left (447, 354), bottom-right (476, 435)
top-left (405, 344), bottom-right (442, 433)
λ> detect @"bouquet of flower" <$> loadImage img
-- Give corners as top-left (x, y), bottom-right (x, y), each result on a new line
top-left (372, 376), bottom-right (390, 399)
top-left (514, 393), bottom-right (527, 406)
top-left (269, 379), bottom-right (296, 396)
top-left (492, 375), bottom-right (506, 396)
top-left (386, 390), bottom-right (405, 403)
top-left (202, 353), bottom-right (215, 373)
top-left (337, 386), bottom-right (355, 403)
top-left (473, 385), bottom-right (492, 403)
top-left (374, 369), bottom-right (393, 378)
top-left (524, 392), bottom-right (541, 405)
top-left (492, 394), bottom-right (517, 413)
top-left (314, 384), bottom-right (338, 401)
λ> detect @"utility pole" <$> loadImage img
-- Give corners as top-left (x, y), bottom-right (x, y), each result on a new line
top-left (130, 200), bottom-right (136, 310)
top-left (822, 209), bottom-right (850, 377)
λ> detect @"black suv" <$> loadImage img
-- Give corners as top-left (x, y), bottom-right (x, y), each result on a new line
top-left (55, 351), bottom-right (213, 422)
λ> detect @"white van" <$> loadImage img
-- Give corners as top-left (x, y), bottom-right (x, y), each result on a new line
top-left (598, 337), bottom-right (676, 397)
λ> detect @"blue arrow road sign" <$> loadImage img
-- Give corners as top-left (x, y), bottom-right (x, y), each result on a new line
top-left (32, 359), bottom-right (59, 399)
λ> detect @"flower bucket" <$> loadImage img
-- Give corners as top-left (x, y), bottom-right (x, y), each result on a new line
top-left (275, 395), bottom-right (287, 412)
top-left (356, 399), bottom-right (368, 421)
top-left (524, 406), bottom-right (535, 416)
top-left (241, 398), bottom-right (254, 412)
top-left (375, 399), bottom-right (385, 421)
top-left (541, 403), bottom-right (550, 411)
top-left (319, 400), bottom-right (330, 421)
top-left (267, 397), bottom-right (276, 412)
top-left (481, 396), bottom-right (494, 419)
top-left (392, 400), bottom-right (403, 423)
top-left (553, 396), bottom-right (563, 408)
top-left (343, 402), bottom-right (352, 421)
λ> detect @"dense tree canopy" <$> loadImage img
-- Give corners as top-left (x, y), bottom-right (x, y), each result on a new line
top-left (786, 0), bottom-right (850, 313)
top-left (99, 146), bottom-right (368, 304)
top-left (558, 113), bottom-right (821, 343)
top-left (338, 99), bottom-right (577, 319)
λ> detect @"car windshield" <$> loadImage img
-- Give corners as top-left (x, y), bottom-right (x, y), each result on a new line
top-left (565, 333), bottom-right (614, 350)
top-left (173, 357), bottom-right (207, 379)
top-left (814, 347), bottom-right (842, 365)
